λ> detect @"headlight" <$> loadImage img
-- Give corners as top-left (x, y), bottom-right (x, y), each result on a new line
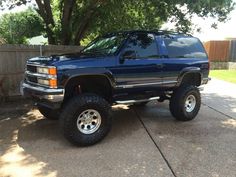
top-left (36, 66), bottom-right (57, 88)
top-left (37, 78), bottom-right (49, 85)
top-left (38, 78), bottom-right (57, 88)
top-left (37, 67), bottom-right (48, 74)
top-left (37, 67), bottom-right (57, 75)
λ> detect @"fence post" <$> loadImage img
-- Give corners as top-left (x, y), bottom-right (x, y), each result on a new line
top-left (40, 45), bottom-right (43, 56)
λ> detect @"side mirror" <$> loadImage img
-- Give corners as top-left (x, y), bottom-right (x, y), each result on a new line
top-left (120, 50), bottom-right (136, 63)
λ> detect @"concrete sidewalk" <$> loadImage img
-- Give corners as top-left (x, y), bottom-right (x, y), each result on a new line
top-left (202, 78), bottom-right (236, 119)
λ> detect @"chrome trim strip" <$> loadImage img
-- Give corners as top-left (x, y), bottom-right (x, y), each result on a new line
top-left (162, 81), bottom-right (178, 84)
top-left (117, 82), bottom-right (161, 88)
top-left (27, 63), bottom-right (56, 68)
top-left (116, 81), bottom-right (177, 88)
top-left (41, 94), bottom-right (64, 102)
top-left (22, 82), bottom-right (64, 94)
top-left (25, 80), bottom-right (42, 87)
top-left (116, 96), bottom-right (160, 104)
top-left (25, 80), bottom-right (55, 89)
top-left (26, 71), bottom-right (57, 79)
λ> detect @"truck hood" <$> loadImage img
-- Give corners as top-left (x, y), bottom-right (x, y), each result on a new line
top-left (27, 52), bottom-right (104, 66)
top-left (27, 53), bottom-right (116, 71)
top-left (27, 56), bottom-right (60, 65)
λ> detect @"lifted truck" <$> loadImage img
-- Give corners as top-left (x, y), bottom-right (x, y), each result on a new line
top-left (21, 30), bottom-right (210, 146)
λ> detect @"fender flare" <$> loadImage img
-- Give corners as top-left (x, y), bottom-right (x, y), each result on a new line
top-left (177, 67), bottom-right (203, 86)
top-left (62, 68), bottom-right (116, 89)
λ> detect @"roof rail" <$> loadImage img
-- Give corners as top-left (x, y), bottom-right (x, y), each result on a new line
top-left (103, 30), bottom-right (192, 37)
top-left (155, 30), bottom-right (192, 36)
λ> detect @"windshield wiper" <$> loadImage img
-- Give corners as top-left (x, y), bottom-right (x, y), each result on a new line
top-left (81, 49), bottom-right (107, 56)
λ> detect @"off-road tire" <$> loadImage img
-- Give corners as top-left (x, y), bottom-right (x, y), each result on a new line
top-left (169, 86), bottom-right (201, 121)
top-left (37, 105), bottom-right (60, 120)
top-left (60, 94), bottom-right (112, 146)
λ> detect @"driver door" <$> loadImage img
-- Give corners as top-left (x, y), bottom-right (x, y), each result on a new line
top-left (113, 32), bottom-right (163, 89)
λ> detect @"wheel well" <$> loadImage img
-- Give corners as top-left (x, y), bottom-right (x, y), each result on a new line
top-left (180, 73), bottom-right (201, 87)
top-left (64, 75), bottom-right (113, 103)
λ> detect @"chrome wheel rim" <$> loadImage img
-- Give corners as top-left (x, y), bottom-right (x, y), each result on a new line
top-left (77, 109), bottom-right (101, 134)
top-left (185, 95), bottom-right (196, 113)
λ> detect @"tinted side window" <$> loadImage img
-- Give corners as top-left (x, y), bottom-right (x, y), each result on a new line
top-left (124, 33), bottom-right (159, 59)
top-left (164, 36), bottom-right (207, 58)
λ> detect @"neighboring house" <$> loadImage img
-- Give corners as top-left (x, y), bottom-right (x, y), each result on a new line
top-left (0, 37), bottom-right (6, 44)
top-left (27, 35), bottom-right (48, 45)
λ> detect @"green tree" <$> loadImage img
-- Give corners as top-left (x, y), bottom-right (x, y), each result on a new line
top-left (0, 8), bottom-right (44, 44)
top-left (1, 0), bottom-right (234, 45)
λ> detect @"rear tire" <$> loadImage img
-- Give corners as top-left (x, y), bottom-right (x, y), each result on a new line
top-left (169, 86), bottom-right (201, 121)
top-left (37, 105), bottom-right (60, 120)
top-left (60, 94), bottom-right (112, 146)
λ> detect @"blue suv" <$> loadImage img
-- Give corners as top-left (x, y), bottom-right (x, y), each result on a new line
top-left (21, 30), bottom-right (210, 146)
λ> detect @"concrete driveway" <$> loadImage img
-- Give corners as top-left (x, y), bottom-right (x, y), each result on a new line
top-left (0, 78), bottom-right (235, 177)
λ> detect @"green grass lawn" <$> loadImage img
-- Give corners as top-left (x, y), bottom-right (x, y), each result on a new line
top-left (210, 70), bottom-right (236, 84)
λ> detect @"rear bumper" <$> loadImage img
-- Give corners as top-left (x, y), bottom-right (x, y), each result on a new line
top-left (198, 77), bottom-right (211, 91)
top-left (21, 81), bottom-right (64, 108)
top-left (201, 77), bottom-right (211, 85)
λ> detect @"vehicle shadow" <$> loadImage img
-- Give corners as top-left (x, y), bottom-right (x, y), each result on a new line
top-left (0, 99), bottom-right (32, 120)
top-left (0, 102), bottom-right (141, 177)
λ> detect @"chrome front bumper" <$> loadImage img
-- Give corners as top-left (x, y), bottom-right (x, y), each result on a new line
top-left (21, 82), bottom-right (64, 103)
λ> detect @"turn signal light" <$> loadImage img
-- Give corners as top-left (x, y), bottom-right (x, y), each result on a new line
top-left (48, 68), bottom-right (57, 75)
top-left (49, 79), bottom-right (57, 88)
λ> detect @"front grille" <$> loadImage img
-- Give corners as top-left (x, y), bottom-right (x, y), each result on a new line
top-left (26, 64), bottom-right (38, 84)
top-left (26, 75), bottom-right (38, 83)
top-left (25, 64), bottom-right (56, 88)
top-left (27, 65), bottom-right (37, 73)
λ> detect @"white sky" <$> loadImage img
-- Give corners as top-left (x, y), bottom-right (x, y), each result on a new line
top-left (0, 3), bottom-right (29, 14)
top-left (162, 0), bottom-right (236, 42)
top-left (192, 1), bottom-right (236, 41)
top-left (0, 1), bottom-right (236, 42)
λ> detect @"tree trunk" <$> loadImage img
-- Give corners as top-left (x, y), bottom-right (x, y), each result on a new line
top-left (61, 0), bottom-right (76, 45)
top-left (35, 0), bottom-right (56, 44)
top-left (46, 26), bottom-right (56, 44)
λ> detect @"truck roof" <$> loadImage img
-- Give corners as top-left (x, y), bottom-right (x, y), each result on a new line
top-left (104, 30), bottom-right (192, 37)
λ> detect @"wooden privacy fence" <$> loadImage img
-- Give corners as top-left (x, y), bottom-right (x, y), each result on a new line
top-left (203, 40), bottom-right (236, 62)
top-left (0, 45), bottom-right (82, 98)
top-left (228, 40), bottom-right (236, 62)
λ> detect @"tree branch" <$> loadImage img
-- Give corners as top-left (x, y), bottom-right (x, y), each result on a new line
top-left (74, 1), bottom-right (104, 45)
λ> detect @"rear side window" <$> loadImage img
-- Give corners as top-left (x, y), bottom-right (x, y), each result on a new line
top-left (164, 36), bottom-right (207, 59)
top-left (124, 33), bottom-right (159, 59)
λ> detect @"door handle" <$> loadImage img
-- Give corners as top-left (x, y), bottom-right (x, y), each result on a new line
top-left (156, 64), bottom-right (164, 69)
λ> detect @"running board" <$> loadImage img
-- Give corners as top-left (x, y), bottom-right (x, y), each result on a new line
top-left (115, 96), bottom-right (160, 104)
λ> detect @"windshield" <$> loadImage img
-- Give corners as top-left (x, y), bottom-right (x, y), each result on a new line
top-left (81, 34), bottom-right (125, 56)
